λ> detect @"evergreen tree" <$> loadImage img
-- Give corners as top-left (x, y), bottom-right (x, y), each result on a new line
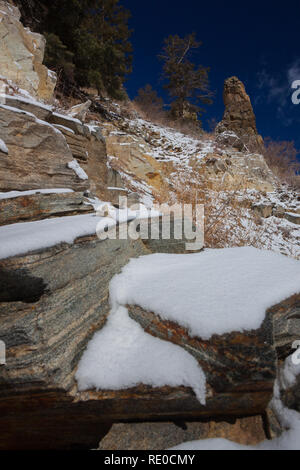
top-left (159, 33), bottom-right (212, 120)
top-left (18, 0), bottom-right (133, 99)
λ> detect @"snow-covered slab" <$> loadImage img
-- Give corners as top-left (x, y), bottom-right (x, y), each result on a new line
top-left (0, 203), bottom-right (160, 260)
top-left (110, 247), bottom-right (300, 339)
top-left (0, 188), bottom-right (74, 200)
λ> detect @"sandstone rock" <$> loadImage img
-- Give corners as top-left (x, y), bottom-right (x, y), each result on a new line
top-left (216, 77), bottom-right (264, 151)
top-left (53, 122), bottom-right (108, 199)
top-left (48, 112), bottom-right (88, 135)
top-left (0, 1), bottom-right (56, 102)
top-left (98, 416), bottom-right (266, 450)
top-left (67, 100), bottom-right (92, 121)
top-left (1, 95), bottom-right (52, 121)
top-left (0, 105), bottom-right (89, 192)
top-left (0, 192), bottom-right (93, 226)
top-left (106, 132), bottom-right (166, 194)
top-left (201, 152), bottom-right (276, 192)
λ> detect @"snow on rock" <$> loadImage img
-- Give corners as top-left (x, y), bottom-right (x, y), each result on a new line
top-left (0, 203), bottom-right (161, 259)
top-left (109, 247), bottom-right (300, 339)
top-left (0, 138), bottom-right (8, 154)
top-left (67, 159), bottom-right (89, 180)
top-left (75, 305), bottom-right (206, 404)
top-left (0, 188), bottom-right (74, 200)
top-left (280, 353), bottom-right (300, 391)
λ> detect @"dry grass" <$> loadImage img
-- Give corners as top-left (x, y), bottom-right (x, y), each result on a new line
top-left (154, 160), bottom-right (255, 249)
top-left (263, 138), bottom-right (300, 188)
top-left (132, 101), bottom-right (211, 139)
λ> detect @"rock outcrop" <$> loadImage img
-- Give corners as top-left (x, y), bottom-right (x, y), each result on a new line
top-left (201, 150), bottom-right (276, 192)
top-left (0, 104), bottom-right (88, 192)
top-left (99, 416), bottom-right (267, 450)
top-left (0, 1), bottom-right (56, 102)
top-left (216, 76), bottom-right (264, 151)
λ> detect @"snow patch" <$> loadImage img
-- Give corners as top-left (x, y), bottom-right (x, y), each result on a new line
top-left (109, 247), bottom-right (300, 339)
top-left (76, 305), bottom-right (206, 404)
top-left (0, 138), bottom-right (8, 154)
top-left (67, 160), bottom-right (89, 180)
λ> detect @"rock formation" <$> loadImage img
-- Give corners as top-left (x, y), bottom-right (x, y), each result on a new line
top-left (0, 1), bottom-right (56, 102)
top-left (0, 2), bottom-right (299, 450)
top-left (216, 76), bottom-right (264, 151)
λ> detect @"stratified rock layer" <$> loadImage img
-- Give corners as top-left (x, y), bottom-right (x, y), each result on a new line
top-left (0, 229), bottom-right (279, 449)
top-left (0, 105), bottom-right (88, 192)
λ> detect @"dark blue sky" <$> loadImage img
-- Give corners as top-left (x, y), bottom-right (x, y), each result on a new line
top-left (122, 0), bottom-right (300, 149)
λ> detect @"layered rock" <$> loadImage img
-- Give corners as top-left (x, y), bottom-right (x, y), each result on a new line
top-left (0, 105), bottom-right (88, 192)
top-left (105, 131), bottom-right (167, 196)
top-left (48, 114), bottom-right (108, 199)
top-left (0, 191), bottom-right (93, 225)
top-left (216, 76), bottom-right (264, 151)
top-left (0, 220), bottom-right (203, 449)
top-left (0, 1), bottom-right (56, 102)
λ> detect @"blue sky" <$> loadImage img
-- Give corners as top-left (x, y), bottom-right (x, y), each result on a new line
top-left (122, 0), bottom-right (300, 150)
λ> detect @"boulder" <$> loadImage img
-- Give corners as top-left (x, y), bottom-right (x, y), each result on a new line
top-left (0, 1), bottom-right (56, 102)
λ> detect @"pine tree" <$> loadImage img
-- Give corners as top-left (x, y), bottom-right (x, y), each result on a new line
top-left (22, 0), bottom-right (133, 99)
top-left (159, 33), bottom-right (212, 121)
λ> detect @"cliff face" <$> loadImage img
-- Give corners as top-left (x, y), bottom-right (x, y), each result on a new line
top-left (0, 1), bottom-right (56, 101)
top-left (0, 2), bottom-right (299, 450)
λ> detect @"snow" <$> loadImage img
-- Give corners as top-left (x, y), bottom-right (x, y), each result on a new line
top-left (0, 213), bottom-right (102, 259)
top-left (67, 160), bottom-right (89, 180)
top-left (75, 305), bottom-right (206, 404)
top-left (109, 247), bottom-right (300, 339)
top-left (0, 203), bottom-right (161, 259)
top-left (1, 94), bottom-right (53, 111)
top-left (52, 111), bottom-right (82, 125)
top-left (0, 138), bottom-right (8, 154)
top-left (280, 354), bottom-right (300, 390)
top-left (0, 188), bottom-right (73, 200)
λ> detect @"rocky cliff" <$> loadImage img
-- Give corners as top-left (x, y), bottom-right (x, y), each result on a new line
top-left (0, 1), bottom-right (56, 102)
top-left (0, 1), bottom-right (299, 450)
